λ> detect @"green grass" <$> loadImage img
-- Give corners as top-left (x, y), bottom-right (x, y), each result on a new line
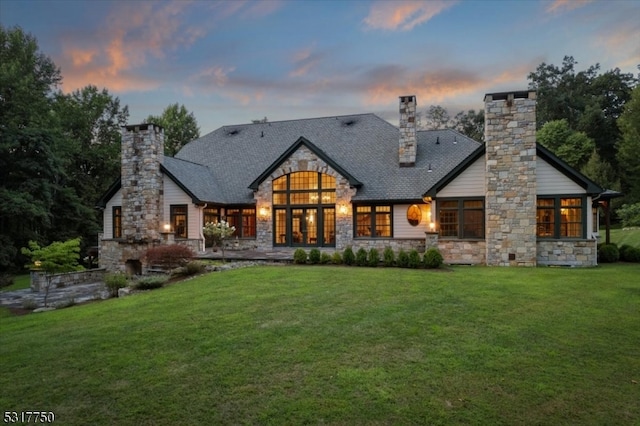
top-left (610, 226), bottom-right (640, 248)
top-left (1, 265), bottom-right (639, 425)
top-left (1, 274), bottom-right (30, 292)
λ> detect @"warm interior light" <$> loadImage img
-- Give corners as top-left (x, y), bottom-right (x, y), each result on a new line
top-left (339, 204), bottom-right (348, 215)
top-left (163, 223), bottom-right (171, 232)
top-left (429, 222), bottom-right (435, 231)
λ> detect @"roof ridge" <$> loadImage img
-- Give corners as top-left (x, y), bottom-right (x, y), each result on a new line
top-left (164, 155), bottom-right (208, 168)
top-left (220, 112), bottom-right (379, 129)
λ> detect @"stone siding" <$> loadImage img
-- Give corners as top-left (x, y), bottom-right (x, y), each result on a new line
top-left (399, 96), bottom-right (417, 166)
top-left (350, 238), bottom-right (425, 253)
top-left (99, 236), bottom-right (200, 272)
top-left (425, 232), bottom-right (485, 264)
top-left (537, 240), bottom-right (597, 266)
top-left (31, 269), bottom-right (106, 292)
top-left (484, 91), bottom-right (537, 266)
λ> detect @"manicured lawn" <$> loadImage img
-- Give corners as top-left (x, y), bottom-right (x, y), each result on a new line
top-left (610, 226), bottom-right (640, 248)
top-left (1, 265), bottom-right (639, 425)
top-left (0, 274), bottom-right (30, 292)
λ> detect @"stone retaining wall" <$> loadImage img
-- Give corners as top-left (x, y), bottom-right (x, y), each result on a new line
top-left (537, 240), bottom-right (597, 266)
top-left (31, 269), bottom-right (106, 292)
top-left (349, 238), bottom-right (425, 253)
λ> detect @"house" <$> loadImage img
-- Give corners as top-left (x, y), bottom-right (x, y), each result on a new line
top-left (97, 90), bottom-right (604, 271)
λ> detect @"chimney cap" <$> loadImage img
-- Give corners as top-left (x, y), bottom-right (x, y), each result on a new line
top-left (399, 95), bottom-right (416, 102)
top-left (484, 90), bottom-right (535, 102)
top-left (123, 123), bottom-right (164, 132)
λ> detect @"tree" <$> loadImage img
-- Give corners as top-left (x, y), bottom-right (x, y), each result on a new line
top-left (203, 220), bottom-right (235, 263)
top-left (145, 103), bottom-right (199, 156)
top-left (21, 238), bottom-right (83, 307)
top-left (536, 119), bottom-right (594, 170)
top-left (452, 109), bottom-right (484, 142)
top-left (581, 151), bottom-right (619, 192)
top-left (0, 27), bottom-right (65, 272)
top-left (617, 85), bottom-right (640, 203)
top-left (421, 105), bottom-right (451, 130)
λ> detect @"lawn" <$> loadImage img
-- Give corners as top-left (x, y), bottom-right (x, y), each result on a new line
top-left (1, 264), bottom-right (639, 425)
top-left (610, 226), bottom-right (640, 248)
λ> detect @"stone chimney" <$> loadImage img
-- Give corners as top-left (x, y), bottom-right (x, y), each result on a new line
top-left (484, 91), bottom-right (537, 266)
top-left (120, 123), bottom-right (164, 243)
top-left (399, 95), bottom-right (417, 167)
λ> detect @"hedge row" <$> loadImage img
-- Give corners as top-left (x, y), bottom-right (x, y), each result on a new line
top-left (598, 243), bottom-right (640, 263)
top-left (293, 247), bottom-right (444, 269)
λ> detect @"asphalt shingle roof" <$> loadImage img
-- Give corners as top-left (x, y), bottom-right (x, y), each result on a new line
top-left (173, 113), bottom-right (482, 204)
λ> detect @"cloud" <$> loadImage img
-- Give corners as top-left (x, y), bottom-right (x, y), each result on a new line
top-left (289, 45), bottom-right (325, 77)
top-left (363, 0), bottom-right (456, 31)
top-left (546, 0), bottom-right (592, 14)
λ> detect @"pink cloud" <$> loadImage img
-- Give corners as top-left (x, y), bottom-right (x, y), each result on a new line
top-left (289, 45), bottom-right (324, 78)
top-left (363, 0), bottom-right (456, 31)
top-left (546, 0), bottom-right (592, 14)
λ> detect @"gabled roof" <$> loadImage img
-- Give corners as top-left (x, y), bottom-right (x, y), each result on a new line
top-left (176, 114), bottom-right (481, 204)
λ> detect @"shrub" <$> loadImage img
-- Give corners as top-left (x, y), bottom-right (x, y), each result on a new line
top-left (368, 248), bottom-right (380, 267)
top-left (382, 247), bottom-right (395, 267)
top-left (598, 243), bottom-right (619, 263)
top-left (619, 244), bottom-right (640, 262)
top-left (134, 275), bottom-right (168, 290)
top-left (309, 248), bottom-right (321, 264)
top-left (293, 249), bottom-right (307, 264)
top-left (408, 249), bottom-right (422, 268)
top-left (172, 261), bottom-right (206, 277)
top-left (331, 251), bottom-right (343, 265)
top-left (343, 247), bottom-right (355, 266)
top-left (0, 273), bottom-right (14, 289)
top-left (397, 249), bottom-right (409, 268)
top-left (144, 244), bottom-right (194, 269)
top-left (617, 202), bottom-right (640, 227)
top-left (320, 252), bottom-right (332, 264)
top-left (22, 298), bottom-right (38, 310)
top-left (355, 248), bottom-right (368, 266)
top-left (105, 272), bottom-right (128, 297)
top-left (423, 248), bottom-right (444, 269)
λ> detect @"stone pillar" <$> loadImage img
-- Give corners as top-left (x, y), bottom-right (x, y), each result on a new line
top-left (120, 124), bottom-right (165, 243)
top-left (484, 91), bottom-right (537, 266)
top-left (399, 95), bottom-right (417, 167)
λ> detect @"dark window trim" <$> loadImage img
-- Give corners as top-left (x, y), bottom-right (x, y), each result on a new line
top-left (353, 204), bottom-right (393, 238)
top-left (225, 206), bottom-right (257, 239)
top-left (112, 206), bottom-right (122, 239)
top-left (436, 197), bottom-right (485, 240)
top-left (536, 194), bottom-right (587, 239)
top-left (272, 172), bottom-right (336, 207)
top-left (170, 204), bottom-right (188, 239)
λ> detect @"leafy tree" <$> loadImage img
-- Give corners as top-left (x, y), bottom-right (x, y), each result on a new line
top-left (536, 119), bottom-right (594, 169)
top-left (421, 105), bottom-right (451, 130)
top-left (617, 85), bottom-right (640, 203)
top-left (581, 151), bottom-right (619, 192)
top-left (203, 220), bottom-right (235, 262)
top-left (21, 238), bottom-right (83, 306)
top-left (452, 109), bottom-right (484, 142)
top-left (145, 103), bottom-right (200, 156)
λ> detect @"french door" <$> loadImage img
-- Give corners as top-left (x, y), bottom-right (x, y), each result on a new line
top-left (274, 207), bottom-right (335, 247)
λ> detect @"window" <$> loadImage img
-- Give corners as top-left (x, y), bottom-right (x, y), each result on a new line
top-left (203, 207), bottom-right (220, 226)
top-left (170, 205), bottom-right (188, 238)
top-left (407, 204), bottom-right (422, 227)
top-left (355, 205), bottom-right (392, 237)
top-left (273, 172), bottom-right (336, 206)
top-left (437, 198), bottom-right (485, 239)
top-left (113, 206), bottom-right (122, 238)
top-left (537, 196), bottom-right (584, 238)
top-left (226, 207), bottom-right (256, 238)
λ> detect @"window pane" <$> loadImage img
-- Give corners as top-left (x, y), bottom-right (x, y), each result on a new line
top-left (273, 193), bottom-right (287, 205)
top-left (171, 205), bottom-right (188, 238)
top-left (290, 172), bottom-right (318, 190)
top-left (355, 206), bottom-right (371, 237)
top-left (323, 208), bottom-right (335, 245)
top-left (275, 209), bottom-right (286, 245)
top-left (463, 200), bottom-right (483, 208)
top-left (440, 200), bottom-right (458, 209)
top-left (113, 206), bottom-right (122, 238)
top-left (273, 176), bottom-right (287, 191)
top-left (561, 199), bottom-right (581, 238)
top-left (322, 174), bottom-right (336, 189)
top-left (536, 207), bottom-right (554, 237)
top-left (439, 210), bottom-right (458, 237)
top-left (462, 209), bottom-right (483, 238)
top-left (537, 198), bottom-right (554, 207)
top-left (290, 192), bottom-right (312, 204)
top-left (375, 206), bottom-right (391, 237)
top-left (242, 208), bottom-right (256, 237)
top-left (320, 191), bottom-right (335, 204)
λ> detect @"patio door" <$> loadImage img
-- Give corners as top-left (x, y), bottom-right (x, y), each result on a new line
top-left (291, 208), bottom-right (317, 246)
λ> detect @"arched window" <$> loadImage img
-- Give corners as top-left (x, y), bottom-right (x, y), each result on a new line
top-left (407, 204), bottom-right (422, 227)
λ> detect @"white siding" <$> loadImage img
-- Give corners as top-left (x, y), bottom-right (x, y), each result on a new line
top-left (437, 157), bottom-right (485, 197)
top-left (537, 158), bottom-right (584, 194)
top-left (163, 176), bottom-right (201, 240)
top-left (103, 189), bottom-right (122, 238)
top-left (394, 204), bottom-right (433, 238)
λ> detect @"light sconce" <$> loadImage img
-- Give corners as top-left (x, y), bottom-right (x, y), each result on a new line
top-left (339, 204), bottom-right (348, 215)
top-left (34, 260), bottom-right (42, 269)
top-left (422, 196), bottom-right (432, 204)
top-left (259, 206), bottom-right (270, 222)
top-left (163, 223), bottom-right (171, 232)
top-left (429, 222), bottom-right (436, 232)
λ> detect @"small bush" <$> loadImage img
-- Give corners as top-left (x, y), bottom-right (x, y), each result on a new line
top-left (134, 275), bottom-right (168, 290)
top-left (144, 244), bottom-right (194, 269)
top-left (397, 249), bottom-right (409, 268)
top-left (368, 248), bottom-right (380, 267)
top-left (171, 261), bottom-right (206, 277)
top-left (331, 251), bottom-right (343, 265)
top-left (309, 248), bottom-right (321, 264)
top-left (0, 273), bottom-right (14, 289)
top-left (343, 247), bottom-right (355, 266)
top-left (619, 245), bottom-right (640, 262)
top-left (355, 248), bottom-right (368, 266)
top-left (105, 272), bottom-right (128, 297)
top-left (617, 202), bottom-right (640, 227)
top-left (408, 249), bottom-right (422, 268)
top-left (423, 248), bottom-right (444, 269)
top-left (382, 247), bottom-right (395, 267)
top-left (293, 248), bottom-right (308, 264)
top-left (598, 243), bottom-right (619, 263)
top-left (22, 298), bottom-right (38, 310)
top-left (320, 252), bottom-right (332, 264)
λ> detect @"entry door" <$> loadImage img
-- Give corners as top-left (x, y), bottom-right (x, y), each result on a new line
top-left (291, 208), bottom-right (318, 246)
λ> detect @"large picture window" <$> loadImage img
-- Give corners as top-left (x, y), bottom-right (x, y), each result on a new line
top-left (437, 198), bottom-right (485, 239)
top-left (355, 205), bottom-right (392, 238)
top-left (170, 205), bottom-right (188, 238)
top-left (112, 206), bottom-right (122, 238)
top-left (226, 207), bottom-right (256, 238)
top-left (537, 196), bottom-right (584, 238)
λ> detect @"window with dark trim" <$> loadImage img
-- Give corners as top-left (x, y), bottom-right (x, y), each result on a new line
top-left (536, 196), bottom-right (584, 238)
top-left (170, 205), bottom-right (188, 238)
top-left (203, 207), bottom-right (220, 226)
top-left (355, 205), bottom-right (392, 237)
top-left (437, 198), bottom-right (485, 239)
top-left (226, 207), bottom-right (256, 238)
top-left (113, 206), bottom-right (122, 238)
top-left (272, 172), bottom-right (336, 206)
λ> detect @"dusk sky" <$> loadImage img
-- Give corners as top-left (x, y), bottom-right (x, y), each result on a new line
top-left (2, 0), bottom-right (639, 134)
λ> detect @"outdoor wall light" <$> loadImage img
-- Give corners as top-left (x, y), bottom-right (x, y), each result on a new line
top-left (422, 196), bottom-right (432, 204)
top-left (259, 207), bottom-right (270, 221)
top-left (339, 204), bottom-right (348, 215)
top-left (429, 222), bottom-right (436, 231)
top-left (163, 223), bottom-right (171, 232)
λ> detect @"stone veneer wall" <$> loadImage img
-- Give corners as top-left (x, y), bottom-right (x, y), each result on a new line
top-left (537, 240), bottom-right (597, 266)
top-left (121, 124), bottom-right (164, 243)
top-left (484, 91), bottom-right (537, 266)
top-left (350, 238), bottom-right (425, 253)
top-left (253, 144), bottom-right (356, 251)
top-left (399, 96), bottom-right (417, 166)
top-left (30, 269), bottom-right (106, 292)
top-left (425, 233), bottom-right (485, 264)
